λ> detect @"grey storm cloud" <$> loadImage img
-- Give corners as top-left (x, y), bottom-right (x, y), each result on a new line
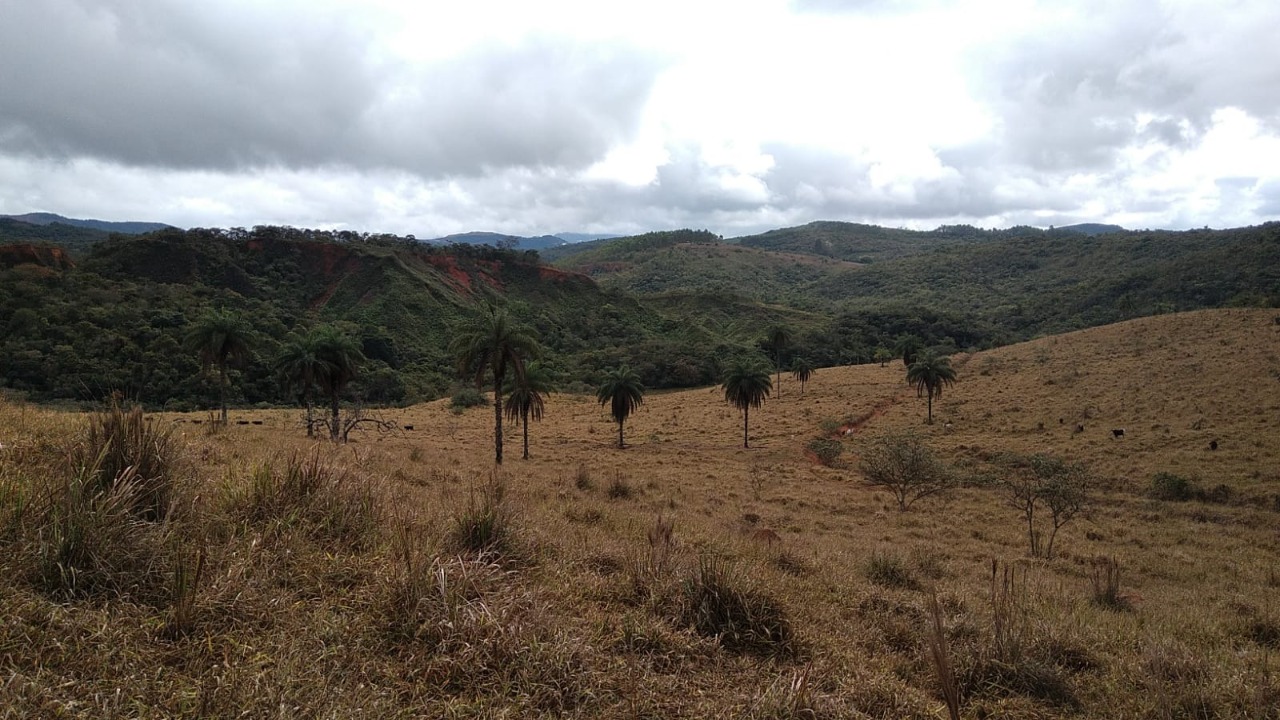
top-left (0, 0), bottom-right (663, 177)
top-left (974, 1), bottom-right (1280, 174)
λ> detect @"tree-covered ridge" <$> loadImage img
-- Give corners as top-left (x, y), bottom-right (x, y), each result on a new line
top-left (0, 218), bottom-right (113, 258)
top-left (0, 225), bottom-right (754, 408)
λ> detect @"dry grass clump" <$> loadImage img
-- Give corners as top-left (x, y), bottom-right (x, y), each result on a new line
top-left (228, 450), bottom-right (381, 550)
top-left (865, 550), bottom-right (921, 590)
top-left (75, 402), bottom-right (181, 521)
top-left (446, 471), bottom-right (516, 557)
top-left (2, 404), bottom-right (187, 602)
top-left (679, 554), bottom-right (795, 656)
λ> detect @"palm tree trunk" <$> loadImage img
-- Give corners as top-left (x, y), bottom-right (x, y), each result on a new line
top-left (218, 363), bottom-right (228, 425)
top-left (330, 391), bottom-right (340, 441)
top-left (493, 378), bottom-right (504, 465)
top-left (617, 419), bottom-right (624, 449)
top-left (743, 406), bottom-right (750, 448)
top-left (927, 389), bottom-right (934, 424)
top-left (522, 407), bottom-right (530, 460)
top-left (304, 389), bottom-right (314, 438)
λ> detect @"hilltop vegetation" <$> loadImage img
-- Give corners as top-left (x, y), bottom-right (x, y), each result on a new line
top-left (2, 217), bottom-right (1277, 412)
top-left (0, 225), bottom-right (766, 408)
top-left (553, 220), bottom-right (1280, 341)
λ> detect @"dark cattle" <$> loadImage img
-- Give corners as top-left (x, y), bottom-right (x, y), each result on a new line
top-left (236, 420), bottom-right (250, 425)
top-left (251, 420), bottom-right (263, 425)
top-left (403, 425), bottom-right (414, 431)
top-left (1074, 424), bottom-right (1085, 434)
top-left (1210, 440), bottom-right (1219, 451)
top-left (1112, 428), bottom-right (1125, 439)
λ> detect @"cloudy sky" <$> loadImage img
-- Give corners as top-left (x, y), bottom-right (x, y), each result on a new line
top-left (2, 0), bottom-right (1278, 238)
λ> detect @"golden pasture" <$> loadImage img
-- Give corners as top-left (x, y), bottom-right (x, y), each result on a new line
top-left (1, 307), bottom-right (1278, 718)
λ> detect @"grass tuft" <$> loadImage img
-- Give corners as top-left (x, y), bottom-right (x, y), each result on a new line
top-left (680, 553), bottom-right (794, 655)
top-left (446, 472), bottom-right (514, 556)
top-left (865, 550), bottom-right (921, 590)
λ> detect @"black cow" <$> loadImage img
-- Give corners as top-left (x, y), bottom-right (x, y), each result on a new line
top-left (1112, 428), bottom-right (1125, 439)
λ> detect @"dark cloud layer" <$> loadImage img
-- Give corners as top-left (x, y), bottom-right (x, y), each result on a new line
top-left (0, 1), bottom-right (662, 177)
top-left (1, 0), bottom-right (1277, 234)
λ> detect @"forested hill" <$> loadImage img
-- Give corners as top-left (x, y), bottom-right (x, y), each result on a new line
top-left (3, 218), bottom-right (1278, 410)
top-left (553, 221), bottom-right (1280, 338)
top-left (0, 226), bottom-right (776, 408)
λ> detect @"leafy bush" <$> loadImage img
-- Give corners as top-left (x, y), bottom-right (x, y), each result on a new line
top-left (1149, 472), bottom-right (1196, 501)
top-left (807, 437), bottom-right (844, 467)
top-left (860, 432), bottom-right (952, 510)
top-left (450, 386), bottom-right (488, 410)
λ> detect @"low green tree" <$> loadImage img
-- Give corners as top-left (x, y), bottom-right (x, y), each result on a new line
top-left (450, 304), bottom-right (540, 464)
top-left (274, 329), bottom-right (333, 437)
top-left (790, 358), bottom-right (814, 395)
top-left (722, 357), bottom-right (772, 449)
top-left (906, 353), bottom-right (957, 424)
top-left (597, 365), bottom-right (645, 449)
top-left (184, 308), bottom-right (253, 425)
top-left (312, 326), bottom-right (365, 441)
top-left (504, 361), bottom-right (553, 460)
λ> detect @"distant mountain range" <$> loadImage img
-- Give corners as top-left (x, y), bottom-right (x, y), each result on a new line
top-left (0, 212), bottom-right (173, 235)
top-left (423, 231), bottom-right (621, 249)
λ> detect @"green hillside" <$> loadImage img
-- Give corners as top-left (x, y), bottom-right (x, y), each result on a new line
top-left (807, 223), bottom-right (1280, 336)
top-left (0, 227), bottom-right (754, 408)
top-left (0, 218), bottom-right (113, 257)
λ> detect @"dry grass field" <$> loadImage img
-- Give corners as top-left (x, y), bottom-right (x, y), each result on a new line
top-left (1, 308), bottom-right (1278, 718)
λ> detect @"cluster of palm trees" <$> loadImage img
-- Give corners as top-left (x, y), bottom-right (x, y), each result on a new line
top-left (187, 305), bottom-right (957, 460)
top-left (183, 309), bottom-right (365, 440)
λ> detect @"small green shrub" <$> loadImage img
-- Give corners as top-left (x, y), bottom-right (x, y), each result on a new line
top-left (1149, 472), bottom-right (1196, 501)
top-left (450, 386), bottom-right (488, 410)
top-left (806, 438), bottom-right (843, 467)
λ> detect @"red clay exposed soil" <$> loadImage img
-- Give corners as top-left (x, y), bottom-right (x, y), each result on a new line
top-left (0, 244), bottom-right (74, 271)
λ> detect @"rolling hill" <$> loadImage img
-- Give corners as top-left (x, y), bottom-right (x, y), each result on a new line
top-left (3, 308), bottom-right (1277, 717)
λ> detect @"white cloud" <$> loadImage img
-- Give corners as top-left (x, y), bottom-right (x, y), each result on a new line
top-left (1, 0), bottom-right (1278, 235)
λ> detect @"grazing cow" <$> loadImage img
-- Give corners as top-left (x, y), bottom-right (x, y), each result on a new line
top-left (1210, 440), bottom-right (1218, 451)
top-left (403, 424), bottom-right (414, 431)
top-left (1074, 424), bottom-right (1085, 434)
top-left (251, 420), bottom-right (263, 425)
top-left (236, 420), bottom-right (250, 425)
top-left (1112, 428), bottom-right (1125, 439)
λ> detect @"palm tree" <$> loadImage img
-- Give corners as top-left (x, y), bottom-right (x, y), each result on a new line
top-left (597, 365), bottom-right (645, 449)
top-left (450, 305), bottom-right (540, 464)
top-left (722, 357), bottom-right (772, 448)
top-left (274, 329), bottom-right (334, 437)
top-left (893, 334), bottom-right (923, 369)
top-left (312, 325), bottom-right (365, 441)
top-left (504, 361), bottom-right (553, 460)
top-left (791, 358), bottom-right (814, 395)
top-left (906, 352), bottom-right (957, 424)
top-left (764, 325), bottom-right (792, 396)
top-left (184, 308), bottom-right (252, 425)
